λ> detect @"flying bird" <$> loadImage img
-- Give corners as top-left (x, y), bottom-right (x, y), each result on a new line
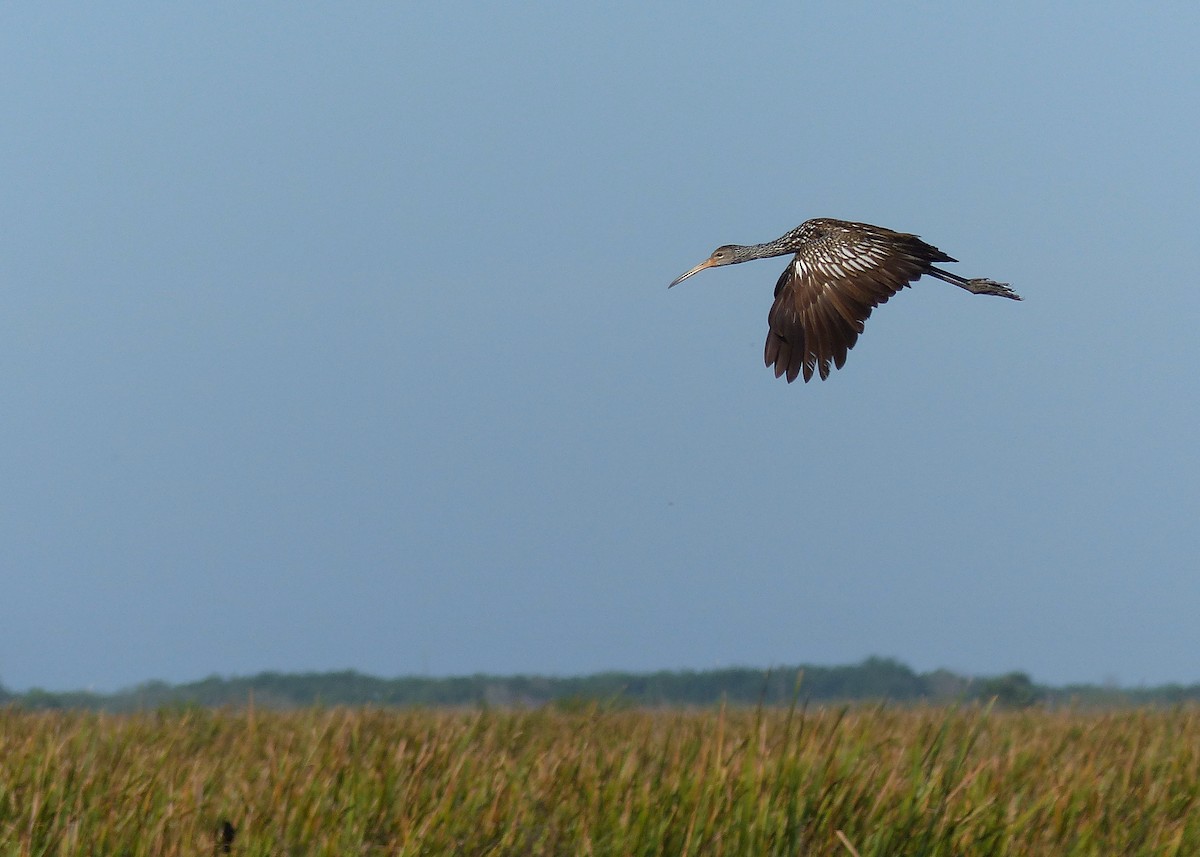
top-left (669, 218), bottom-right (1021, 382)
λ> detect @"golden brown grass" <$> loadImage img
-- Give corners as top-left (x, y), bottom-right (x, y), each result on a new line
top-left (1, 703), bottom-right (1198, 855)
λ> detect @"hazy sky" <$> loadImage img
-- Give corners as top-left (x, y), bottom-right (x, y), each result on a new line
top-left (3, 3), bottom-right (1197, 692)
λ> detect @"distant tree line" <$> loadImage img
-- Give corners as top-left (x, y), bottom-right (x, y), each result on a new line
top-left (3, 657), bottom-right (1198, 712)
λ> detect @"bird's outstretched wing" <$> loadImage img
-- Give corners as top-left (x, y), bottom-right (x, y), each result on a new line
top-left (764, 219), bottom-right (952, 382)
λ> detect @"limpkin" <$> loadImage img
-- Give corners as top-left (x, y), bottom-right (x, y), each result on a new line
top-left (669, 218), bottom-right (1020, 382)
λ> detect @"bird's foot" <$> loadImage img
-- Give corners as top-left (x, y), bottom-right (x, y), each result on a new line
top-left (966, 279), bottom-right (1022, 300)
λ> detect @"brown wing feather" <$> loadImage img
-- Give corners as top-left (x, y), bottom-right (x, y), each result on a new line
top-left (764, 220), bottom-right (948, 382)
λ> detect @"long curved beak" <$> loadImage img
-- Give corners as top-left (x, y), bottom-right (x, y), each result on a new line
top-left (669, 258), bottom-right (716, 288)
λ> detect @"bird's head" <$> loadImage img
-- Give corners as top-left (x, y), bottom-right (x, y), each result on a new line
top-left (669, 245), bottom-right (739, 288)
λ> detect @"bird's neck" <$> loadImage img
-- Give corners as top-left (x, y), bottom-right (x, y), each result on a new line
top-left (731, 239), bottom-right (793, 263)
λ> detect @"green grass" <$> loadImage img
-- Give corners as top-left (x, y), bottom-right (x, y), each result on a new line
top-left (1, 703), bottom-right (1198, 855)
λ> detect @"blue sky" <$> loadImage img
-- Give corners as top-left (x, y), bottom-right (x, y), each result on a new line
top-left (2, 3), bottom-right (1197, 692)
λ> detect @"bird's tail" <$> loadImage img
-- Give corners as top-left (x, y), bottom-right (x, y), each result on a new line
top-left (928, 267), bottom-right (1022, 300)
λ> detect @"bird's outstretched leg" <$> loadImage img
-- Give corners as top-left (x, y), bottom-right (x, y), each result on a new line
top-left (928, 267), bottom-right (1022, 300)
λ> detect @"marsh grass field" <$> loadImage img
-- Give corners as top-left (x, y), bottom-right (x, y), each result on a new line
top-left (2, 702), bottom-right (1199, 856)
